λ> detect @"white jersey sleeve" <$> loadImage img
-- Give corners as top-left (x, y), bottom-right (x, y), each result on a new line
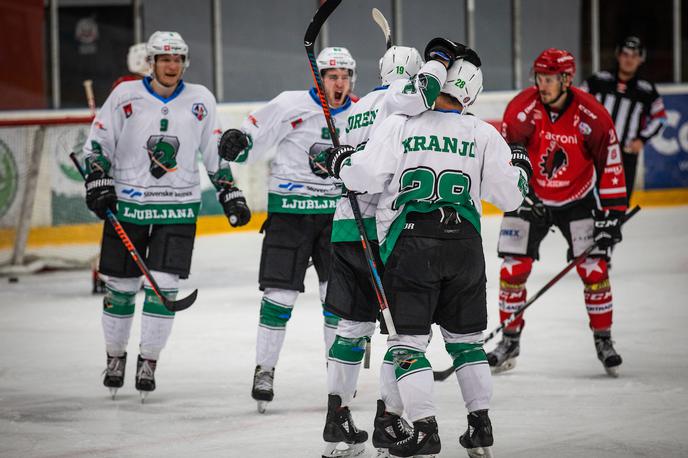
top-left (237, 91), bottom-right (309, 164)
top-left (476, 121), bottom-right (528, 212)
top-left (83, 85), bottom-right (125, 164)
top-left (198, 89), bottom-right (222, 176)
top-left (384, 60), bottom-right (447, 114)
top-left (339, 114), bottom-right (406, 195)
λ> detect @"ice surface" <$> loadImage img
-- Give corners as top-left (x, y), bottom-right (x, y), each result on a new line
top-left (1, 206), bottom-right (687, 457)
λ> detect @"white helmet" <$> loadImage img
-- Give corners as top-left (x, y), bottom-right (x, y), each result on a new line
top-left (317, 47), bottom-right (356, 89)
top-left (442, 59), bottom-right (483, 108)
top-left (379, 46), bottom-right (423, 86)
top-left (127, 43), bottom-right (150, 76)
top-left (146, 31), bottom-right (189, 68)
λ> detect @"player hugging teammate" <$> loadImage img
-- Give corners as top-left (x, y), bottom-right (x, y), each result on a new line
top-left (83, 31), bottom-right (250, 402)
top-left (322, 40), bottom-right (531, 458)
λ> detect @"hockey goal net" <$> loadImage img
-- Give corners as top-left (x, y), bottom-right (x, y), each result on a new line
top-left (0, 106), bottom-right (270, 277)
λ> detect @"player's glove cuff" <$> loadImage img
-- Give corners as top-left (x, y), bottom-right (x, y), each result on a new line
top-left (326, 145), bottom-right (356, 179)
top-left (509, 143), bottom-right (532, 181)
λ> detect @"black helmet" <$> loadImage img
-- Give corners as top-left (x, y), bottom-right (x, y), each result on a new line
top-left (616, 36), bottom-right (646, 60)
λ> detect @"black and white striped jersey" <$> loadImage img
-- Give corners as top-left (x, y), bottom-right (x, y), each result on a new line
top-left (580, 70), bottom-right (667, 151)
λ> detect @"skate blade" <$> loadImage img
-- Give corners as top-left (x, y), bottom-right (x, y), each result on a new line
top-left (389, 453), bottom-right (436, 458)
top-left (108, 388), bottom-right (119, 400)
top-left (374, 448), bottom-right (391, 458)
top-left (466, 446), bottom-right (494, 458)
top-left (604, 365), bottom-right (620, 377)
top-left (490, 357), bottom-right (517, 374)
top-left (257, 401), bottom-right (269, 414)
top-left (139, 391), bottom-right (150, 403)
top-left (322, 441), bottom-right (365, 457)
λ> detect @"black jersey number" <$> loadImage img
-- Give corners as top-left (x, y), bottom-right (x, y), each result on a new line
top-left (393, 167), bottom-right (471, 210)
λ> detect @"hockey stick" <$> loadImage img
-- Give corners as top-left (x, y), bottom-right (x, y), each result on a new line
top-left (305, 0), bottom-right (397, 337)
top-left (371, 8), bottom-right (392, 50)
top-left (433, 205), bottom-right (641, 381)
top-left (69, 152), bottom-right (198, 312)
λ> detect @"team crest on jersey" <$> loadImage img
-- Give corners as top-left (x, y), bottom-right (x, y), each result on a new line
top-left (191, 103), bottom-right (207, 121)
top-left (146, 135), bottom-right (180, 178)
top-left (540, 141), bottom-right (568, 180)
top-left (578, 121), bottom-right (591, 136)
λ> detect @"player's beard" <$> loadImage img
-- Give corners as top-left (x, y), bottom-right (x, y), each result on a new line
top-left (154, 68), bottom-right (182, 89)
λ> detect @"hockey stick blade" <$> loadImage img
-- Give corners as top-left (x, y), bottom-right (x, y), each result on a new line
top-left (68, 152), bottom-right (198, 312)
top-left (304, 0), bottom-right (342, 48)
top-left (163, 288), bottom-right (198, 312)
top-left (371, 8), bottom-right (392, 49)
top-left (433, 205), bottom-right (641, 382)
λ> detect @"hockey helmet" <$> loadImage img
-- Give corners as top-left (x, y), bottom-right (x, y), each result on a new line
top-left (127, 43), bottom-right (150, 76)
top-left (616, 36), bottom-right (646, 60)
top-left (379, 46), bottom-right (424, 86)
top-left (317, 47), bottom-right (356, 89)
top-left (146, 31), bottom-right (190, 68)
top-left (441, 58), bottom-right (483, 109)
top-left (532, 48), bottom-right (576, 78)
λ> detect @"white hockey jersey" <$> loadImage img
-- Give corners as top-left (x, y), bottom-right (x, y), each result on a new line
top-left (332, 60), bottom-right (448, 243)
top-left (234, 88), bottom-right (352, 214)
top-left (339, 110), bottom-right (528, 262)
top-left (83, 77), bottom-right (223, 225)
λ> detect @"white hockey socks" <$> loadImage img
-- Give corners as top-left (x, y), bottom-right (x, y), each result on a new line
top-left (387, 334), bottom-right (436, 422)
top-left (101, 276), bottom-right (140, 357)
top-left (442, 328), bottom-right (492, 412)
top-left (256, 288), bottom-right (298, 369)
top-left (320, 281), bottom-right (340, 359)
top-left (327, 320), bottom-right (374, 406)
top-left (140, 271), bottom-right (178, 361)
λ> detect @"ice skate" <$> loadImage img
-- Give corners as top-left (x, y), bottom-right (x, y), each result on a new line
top-left (487, 329), bottom-right (521, 374)
top-left (459, 410), bottom-right (494, 458)
top-left (594, 331), bottom-right (622, 377)
top-left (388, 416), bottom-right (440, 458)
top-left (372, 399), bottom-right (412, 457)
top-left (135, 355), bottom-right (157, 403)
top-left (322, 394), bottom-right (368, 457)
top-left (102, 352), bottom-right (127, 400)
top-left (251, 365), bottom-right (274, 413)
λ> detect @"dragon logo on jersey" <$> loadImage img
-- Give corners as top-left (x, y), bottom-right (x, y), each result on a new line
top-left (146, 135), bottom-right (180, 178)
top-left (539, 141), bottom-right (569, 180)
top-left (307, 142), bottom-right (332, 179)
top-left (0, 139), bottom-right (18, 219)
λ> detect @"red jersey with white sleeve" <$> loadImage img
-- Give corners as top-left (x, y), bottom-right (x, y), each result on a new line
top-left (501, 86), bottom-right (627, 211)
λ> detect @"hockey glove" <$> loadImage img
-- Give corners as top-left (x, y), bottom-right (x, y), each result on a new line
top-left (219, 187), bottom-right (251, 227)
top-left (325, 145), bottom-right (356, 179)
top-left (424, 37), bottom-right (467, 68)
top-left (462, 48), bottom-right (482, 68)
top-left (85, 170), bottom-right (117, 220)
top-left (509, 143), bottom-right (533, 181)
top-left (593, 209), bottom-right (624, 249)
top-left (218, 129), bottom-right (249, 161)
top-left (516, 192), bottom-right (550, 226)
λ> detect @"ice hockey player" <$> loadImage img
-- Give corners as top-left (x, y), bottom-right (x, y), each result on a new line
top-left (324, 57), bottom-right (531, 458)
top-left (83, 31), bottom-right (250, 401)
top-left (488, 48), bottom-right (628, 377)
top-left (217, 47), bottom-right (356, 413)
top-left (92, 42), bottom-right (155, 295)
top-left (317, 38), bottom-right (481, 458)
top-left (111, 42), bottom-right (150, 90)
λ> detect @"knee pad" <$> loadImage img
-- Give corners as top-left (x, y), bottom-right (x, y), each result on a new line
top-left (387, 346), bottom-right (431, 381)
top-left (260, 288), bottom-right (298, 329)
top-left (576, 257), bottom-right (610, 285)
top-left (442, 330), bottom-right (487, 371)
top-left (103, 284), bottom-right (137, 317)
top-left (500, 256), bottom-right (533, 284)
top-left (329, 335), bottom-right (368, 364)
top-left (142, 271), bottom-right (179, 317)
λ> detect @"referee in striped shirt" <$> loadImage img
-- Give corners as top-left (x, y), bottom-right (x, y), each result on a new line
top-left (581, 36), bottom-right (667, 200)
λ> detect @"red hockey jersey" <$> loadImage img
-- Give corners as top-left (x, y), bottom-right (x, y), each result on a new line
top-left (501, 86), bottom-right (627, 211)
